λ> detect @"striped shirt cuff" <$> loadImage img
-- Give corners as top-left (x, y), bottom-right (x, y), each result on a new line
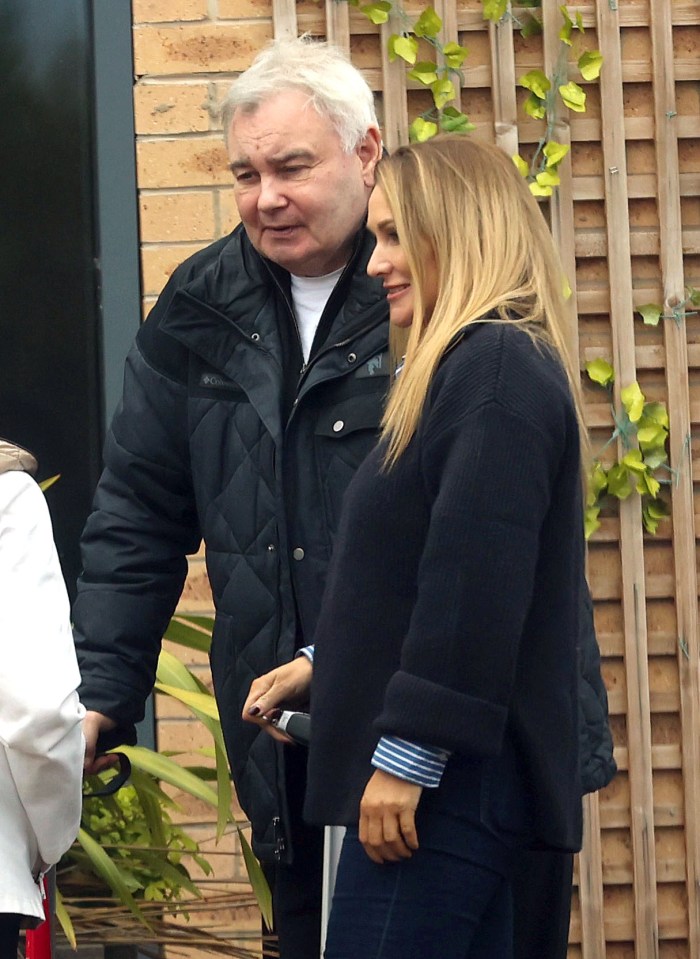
top-left (372, 736), bottom-right (451, 788)
top-left (296, 645), bottom-right (315, 663)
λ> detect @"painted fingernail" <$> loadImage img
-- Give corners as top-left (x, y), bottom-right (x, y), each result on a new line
top-left (248, 706), bottom-right (261, 716)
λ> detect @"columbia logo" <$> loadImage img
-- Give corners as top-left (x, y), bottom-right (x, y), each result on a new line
top-left (200, 372), bottom-right (233, 388)
top-left (366, 354), bottom-right (384, 376)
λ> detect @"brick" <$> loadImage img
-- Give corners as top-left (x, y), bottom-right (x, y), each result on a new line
top-left (218, 0), bottom-right (272, 19)
top-left (139, 191), bottom-right (216, 242)
top-left (217, 187), bottom-right (242, 236)
top-left (141, 242), bottom-right (206, 295)
top-left (134, 81), bottom-right (216, 135)
top-left (137, 136), bottom-right (231, 189)
top-left (158, 717), bottom-right (214, 753)
top-left (133, 0), bottom-right (208, 23)
top-left (133, 23), bottom-right (273, 77)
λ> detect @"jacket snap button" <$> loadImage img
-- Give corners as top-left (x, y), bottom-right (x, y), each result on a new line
top-left (251, 332), bottom-right (260, 341)
top-left (347, 352), bottom-right (357, 363)
top-left (267, 544), bottom-right (276, 552)
top-left (332, 420), bottom-right (344, 433)
top-left (293, 547), bottom-right (305, 561)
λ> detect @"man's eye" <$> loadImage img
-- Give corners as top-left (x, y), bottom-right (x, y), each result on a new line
top-left (282, 166), bottom-right (306, 176)
top-left (235, 171), bottom-right (256, 183)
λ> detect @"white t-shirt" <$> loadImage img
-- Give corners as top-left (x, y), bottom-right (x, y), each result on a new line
top-left (290, 266), bottom-right (345, 362)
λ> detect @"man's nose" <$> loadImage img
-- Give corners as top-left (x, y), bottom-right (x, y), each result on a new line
top-left (257, 176), bottom-right (287, 212)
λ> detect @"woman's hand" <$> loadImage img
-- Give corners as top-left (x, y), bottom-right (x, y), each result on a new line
top-left (241, 656), bottom-right (313, 743)
top-left (359, 769), bottom-right (422, 864)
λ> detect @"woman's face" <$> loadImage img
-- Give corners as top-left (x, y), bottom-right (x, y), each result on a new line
top-left (366, 186), bottom-right (437, 328)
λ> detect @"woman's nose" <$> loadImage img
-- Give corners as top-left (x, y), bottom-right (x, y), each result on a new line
top-left (367, 246), bottom-right (388, 278)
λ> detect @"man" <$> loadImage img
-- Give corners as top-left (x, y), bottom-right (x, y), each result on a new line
top-left (73, 36), bottom-right (385, 959)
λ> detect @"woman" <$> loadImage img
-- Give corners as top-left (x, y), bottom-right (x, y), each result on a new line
top-left (0, 440), bottom-right (85, 959)
top-left (244, 135), bottom-right (588, 958)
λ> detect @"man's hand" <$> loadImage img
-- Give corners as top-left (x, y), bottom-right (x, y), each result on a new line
top-left (241, 657), bottom-right (313, 743)
top-left (359, 769), bottom-right (422, 864)
top-left (83, 711), bottom-right (119, 775)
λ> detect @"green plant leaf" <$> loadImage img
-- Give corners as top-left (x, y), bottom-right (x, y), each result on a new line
top-left (562, 276), bottom-right (573, 300)
top-left (238, 827), bottom-right (274, 930)
top-left (39, 474), bottom-right (61, 493)
top-left (689, 287), bottom-right (700, 307)
top-left (163, 615), bottom-right (213, 653)
top-left (642, 497), bottom-right (668, 534)
top-left (77, 828), bottom-right (152, 928)
top-left (535, 169), bottom-right (560, 188)
top-left (529, 180), bottom-right (553, 197)
top-left (389, 33), bottom-right (418, 64)
top-left (621, 448), bottom-right (646, 474)
top-left (117, 746), bottom-right (221, 809)
top-left (637, 303), bottom-right (663, 326)
top-left (559, 5), bottom-right (573, 45)
top-left (409, 116), bottom-right (439, 142)
top-left (584, 504), bottom-right (601, 539)
top-left (621, 380), bottom-right (645, 422)
top-left (430, 78), bottom-right (456, 109)
top-left (559, 81), bottom-right (586, 112)
top-left (523, 92), bottom-right (546, 120)
top-left (414, 6), bottom-right (442, 38)
top-left (587, 461), bottom-right (608, 503)
top-left (519, 69), bottom-right (551, 99)
top-left (640, 472), bottom-right (661, 498)
top-left (55, 889), bottom-right (77, 950)
top-left (520, 13), bottom-right (543, 38)
top-left (585, 358), bottom-right (615, 387)
top-left (637, 424), bottom-right (667, 448)
top-left (512, 154), bottom-right (529, 177)
top-left (155, 683), bottom-right (221, 720)
top-left (360, 0), bottom-right (392, 24)
top-left (578, 49), bottom-right (603, 81)
top-left (442, 42), bottom-right (468, 69)
top-left (440, 107), bottom-right (475, 133)
top-left (482, 0), bottom-right (508, 21)
top-left (543, 140), bottom-right (570, 168)
top-left (606, 463), bottom-right (633, 500)
top-left (641, 402), bottom-right (669, 429)
top-left (408, 61), bottom-right (439, 86)
top-left (643, 448), bottom-right (668, 471)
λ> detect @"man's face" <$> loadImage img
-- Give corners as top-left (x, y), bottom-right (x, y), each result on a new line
top-left (227, 90), bottom-right (381, 277)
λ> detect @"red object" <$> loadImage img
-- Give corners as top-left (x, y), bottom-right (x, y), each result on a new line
top-left (25, 876), bottom-right (52, 959)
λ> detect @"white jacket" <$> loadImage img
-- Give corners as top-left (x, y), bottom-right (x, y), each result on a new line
top-left (0, 460), bottom-right (85, 921)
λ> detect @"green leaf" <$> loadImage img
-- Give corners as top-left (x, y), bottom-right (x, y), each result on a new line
top-left (689, 287), bottom-right (700, 307)
top-left (642, 497), bottom-right (668, 534)
top-left (389, 33), bottom-right (418, 64)
top-left (637, 424), bottom-right (667, 448)
top-left (621, 380), bottom-right (645, 422)
top-left (520, 13), bottom-right (543, 39)
top-left (155, 683), bottom-right (221, 720)
top-left (641, 402), bottom-right (669, 429)
top-left (536, 169), bottom-right (560, 188)
top-left (575, 11), bottom-right (584, 31)
top-left (430, 78), bottom-right (455, 109)
top-left (481, 0), bottom-right (508, 22)
top-left (585, 358), bottom-right (615, 387)
top-left (77, 828), bottom-right (152, 928)
top-left (584, 504), bottom-right (601, 539)
top-left (409, 117), bottom-right (439, 142)
top-left (639, 472), bottom-right (661, 498)
top-left (440, 108), bottom-right (475, 133)
top-left (360, 1), bottom-right (392, 24)
top-left (578, 49), bottom-right (603, 81)
top-left (163, 615), bottom-right (213, 653)
top-left (512, 154), bottom-right (530, 178)
top-left (414, 6), bottom-right (442, 38)
top-left (587, 461), bottom-right (608, 503)
top-left (529, 180), bottom-right (553, 197)
top-left (643, 448), bottom-right (668, 470)
top-left (559, 81), bottom-right (586, 112)
top-left (117, 745), bottom-right (221, 809)
top-left (559, 5), bottom-right (573, 45)
top-left (55, 889), bottom-right (77, 950)
top-left (543, 140), bottom-right (570, 168)
top-left (606, 463), bottom-right (633, 500)
top-left (408, 61), bottom-right (439, 86)
top-left (39, 474), bottom-right (61, 493)
top-left (523, 92), bottom-right (546, 120)
top-left (562, 276), bottom-right (573, 300)
top-left (519, 69), bottom-right (551, 99)
top-left (637, 303), bottom-right (663, 326)
top-left (442, 42), bottom-right (468, 70)
top-left (621, 448), bottom-right (646, 474)
top-left (238, 827), bottom-right (274, 930)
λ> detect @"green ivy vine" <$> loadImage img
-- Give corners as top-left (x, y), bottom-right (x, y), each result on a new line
top-left (636, 286), bottom-right (700, 328)
top-left (584, 359), bottom-right (671, 539)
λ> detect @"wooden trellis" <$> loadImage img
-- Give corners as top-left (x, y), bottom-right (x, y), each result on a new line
top-left (131, 1), bottom-right (700, 955)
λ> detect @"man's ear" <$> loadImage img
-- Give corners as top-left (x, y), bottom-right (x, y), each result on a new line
top-left (357, 127), bottom-right (383, 188)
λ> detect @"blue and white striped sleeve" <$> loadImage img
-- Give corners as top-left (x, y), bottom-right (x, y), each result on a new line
top-left (296, 645), bottom-right (314, 663)
top-left (372, 736), bottom-right (451, 788)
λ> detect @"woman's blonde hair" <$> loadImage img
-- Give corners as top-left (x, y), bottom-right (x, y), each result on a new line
top-left (377, 135), bottom-right (586, 467)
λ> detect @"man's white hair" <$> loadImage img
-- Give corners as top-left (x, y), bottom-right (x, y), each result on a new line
top-left (220, 36), bottom-right (379, 152)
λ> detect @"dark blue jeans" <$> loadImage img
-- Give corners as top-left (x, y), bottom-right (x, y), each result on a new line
top-left (324, 827), bottom-right (515, 959)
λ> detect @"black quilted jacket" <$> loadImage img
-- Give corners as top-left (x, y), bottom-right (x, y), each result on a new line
top-left (73, 225), bottom-right (390, 863)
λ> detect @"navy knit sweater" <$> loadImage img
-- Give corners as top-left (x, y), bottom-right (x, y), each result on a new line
top-left (305, 322), bottom-right (585, 852)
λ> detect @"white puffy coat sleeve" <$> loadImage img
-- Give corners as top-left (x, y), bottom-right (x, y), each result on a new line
top-left (0, 471), bottom-right (85, 867)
